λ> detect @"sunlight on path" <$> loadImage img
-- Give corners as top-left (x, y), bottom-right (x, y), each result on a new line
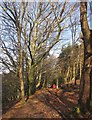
top-left (2, 88), bottom-right (79, 119)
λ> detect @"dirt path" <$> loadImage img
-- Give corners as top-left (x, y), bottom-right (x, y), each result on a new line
top-left (2, 88), bottom-right (79, 119)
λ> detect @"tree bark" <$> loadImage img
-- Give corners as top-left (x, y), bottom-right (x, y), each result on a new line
top-left (18, 31), bottom-right (25, 100)
top-left (79, 45), bottom-right (82, 80)
top-left (29, 64), bottom-right (36, 95)
top-left (79, 2), bottom-right (92, 111)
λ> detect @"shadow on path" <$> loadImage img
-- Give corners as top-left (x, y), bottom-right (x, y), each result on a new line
top-left (2, 86), bottom-right (79, 119)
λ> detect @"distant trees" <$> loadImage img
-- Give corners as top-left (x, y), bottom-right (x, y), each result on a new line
top-left (2, 72), bottom-right (20, 111)
top-left (79, 2), bottom-right (92, 111)
top-left (58, 43), bottom-right (83, 87)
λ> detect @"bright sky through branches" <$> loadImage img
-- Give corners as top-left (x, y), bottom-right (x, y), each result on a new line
top-left (0, 0), bottom-right (92, 2)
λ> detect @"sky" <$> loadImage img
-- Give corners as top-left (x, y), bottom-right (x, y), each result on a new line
top-left (0, 0), bottom-right (92, 73)
top-left (0, 1), bottom-right (81, 59)
top-left (0, 0), bottom-right (92, 2)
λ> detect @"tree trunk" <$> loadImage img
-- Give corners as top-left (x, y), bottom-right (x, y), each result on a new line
top-left (29, 64), bottom-right (36, 95)
top-left (44, 79), bottom-right (48, 88)
top-left (80, 59), bottom-right (82, 80)
top-left (25, 58), bottom-right (29, 100)
top-left (18, 40), bottom-right (25, 100)
top-left (73, 64), bottom-right (76, 85)
top-left (15, 11), bottom-right (25, 101)
top-left (36, 73), bottom-right (45, 90)
top-left (65, 66), bottom-right (70, 87)
top-left (56, 79), bottom-right (59, 89)
top-left (79, 2), bottom-right (92, 111)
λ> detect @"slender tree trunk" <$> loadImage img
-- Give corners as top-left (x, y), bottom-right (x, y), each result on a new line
top-left (80, 60), bottom-right (82, 80)
top-left (18, 33), bottom-right (25, 100)
top-left (36, 72), bottom-right (44, 90)
top-left (36, 72), bottom-right (41, 88)
top-left (79, 44), bottom-right (83, 81)
top-left (79, 2), bottom-right (92, 111)
top-left (65, 66), bottom-right (70, 87)
top-left (56, 79), bottom-right (59, 89)
top-left (23, 29), bottom-right (30, 100)
top-left (44, 79), bottom-right (48, 88)
top-left (25, 58), bottom-right (29, 100)
top-left (73, 64), bottom-right (76, 85)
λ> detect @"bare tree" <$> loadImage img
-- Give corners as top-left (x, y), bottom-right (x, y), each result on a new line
top-left (1, 2), bottom-right (78, 99)
top-left (0, 2), bottom-right (28, 100)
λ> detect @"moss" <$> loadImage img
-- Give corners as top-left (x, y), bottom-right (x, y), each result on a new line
top-left (29, 65), bottom-right (36, 95)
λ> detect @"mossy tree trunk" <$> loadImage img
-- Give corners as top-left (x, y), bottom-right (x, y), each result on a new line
top-left (29, 64), bottom-right (36, 95)
top-left (17, 29), bottom-right (25, 101)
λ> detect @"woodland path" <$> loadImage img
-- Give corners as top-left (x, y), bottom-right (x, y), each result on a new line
top-left (2, 86), bottom-right (81, 119)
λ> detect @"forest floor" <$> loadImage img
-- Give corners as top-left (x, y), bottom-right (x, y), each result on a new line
top-left (2, 81), bottom-right (92, 119)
